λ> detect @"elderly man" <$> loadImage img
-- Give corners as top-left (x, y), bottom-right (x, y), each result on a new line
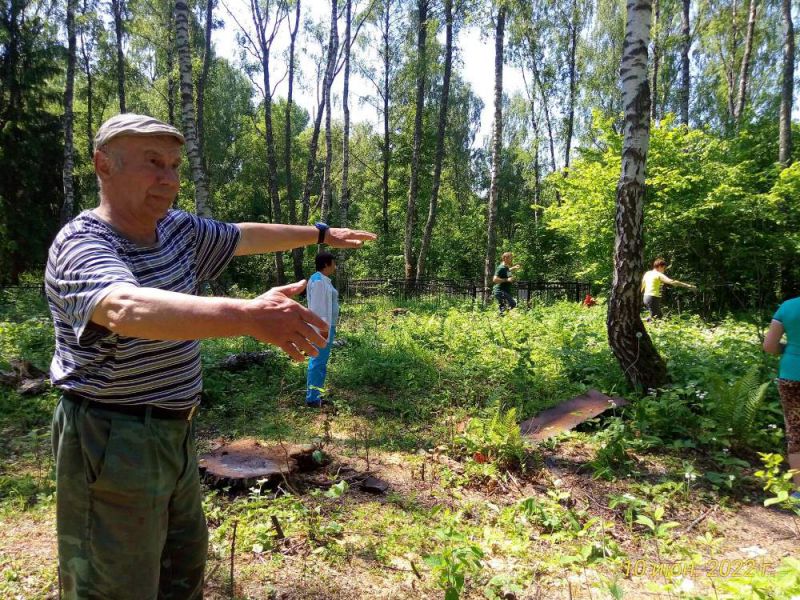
top-left (46, 113), bottom-right (375, 599)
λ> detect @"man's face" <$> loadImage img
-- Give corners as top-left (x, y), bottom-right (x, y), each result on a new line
top-left (503, 254), bottom-right (513, 266)
top-left (97, 135), bottom-right (183, 223)
top-left (323, 261), bottom-right (337, 276)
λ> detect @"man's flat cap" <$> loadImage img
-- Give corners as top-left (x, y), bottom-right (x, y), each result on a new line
top-left (94, 113), bottom-right (185, 150)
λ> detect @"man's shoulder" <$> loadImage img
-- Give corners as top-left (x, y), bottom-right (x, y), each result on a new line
top-left (51, 211), bottom-right (116, 251)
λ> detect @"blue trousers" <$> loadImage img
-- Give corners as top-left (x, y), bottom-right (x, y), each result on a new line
top-left (494, 290), bottom-right (517, 313)
top-left (306, 325), bottom-right (335, 405)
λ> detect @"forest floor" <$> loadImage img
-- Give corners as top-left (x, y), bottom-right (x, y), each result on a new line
top-left (0, 294), bottom-right (798, 599)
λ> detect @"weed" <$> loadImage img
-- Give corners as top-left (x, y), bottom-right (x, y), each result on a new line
top-left (423, 523), bottom-right (484, 600)
top-left (704, 365), bottom-right (770, 450)
top-left (454, 403), bottom-right (529, 471)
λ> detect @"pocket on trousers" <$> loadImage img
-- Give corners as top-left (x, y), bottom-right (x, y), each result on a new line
top-left (76, 411), bottom-right (113, 486)
top-left (89, 418), bottom-right (152, 500)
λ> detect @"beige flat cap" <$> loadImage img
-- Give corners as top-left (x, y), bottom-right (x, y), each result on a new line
top-left (94, 113), bottom-right (185, 151)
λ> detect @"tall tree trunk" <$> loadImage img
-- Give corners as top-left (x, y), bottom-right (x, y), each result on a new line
top-left (111, 0), bottom-right (126, 112)
top-left (679, 0), bottom-right (690, 125)
top-left (528, 45), bottom-right (557, 174)
top-left (175, 0), bottom-right (212, 216)
top-left (288, 1), bottom-right (304, 280)
top-left (607, 0), bottom-right (667, 390)
top-left (61, 0), bottom-right (77, 226)
top-left (197, 0), bottom-right (214, 161)
top-left (381, 0), bottom-right (391, 236)
top-left (80, 26), bottom-right (94, 158)
top-left (779, 0), bottom-right (796, 298)
top-left (725, 0), bottom-right (739, 125)
top-left (403, 0), bottom-right (428, 281)
top-left (321, 0), bottom-right (339, 224)
top-left (564, 0), bottom-right (578, 172)
top-left (300, 0), bottom-right (337, 228)
top-left (166, 7), bottom-right (176, 125)
top-left (416, 0), bottom-right (452, 280)
top-left (650, 0), bottom-right (659, 122)
top-left (734, 0), bottom-right (757, 124)
top-left (252, 0), bottom-right (286, 284)
top-left (340, 0), bottom-right (352, 250)
top-left (527, 92), bottom-right (542, 222)
top-left (779, 0), bottom-right (793, 166)
top-left (483, 6), bottom-right (505, 296)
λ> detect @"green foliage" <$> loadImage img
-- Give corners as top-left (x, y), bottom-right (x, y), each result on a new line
top-left (704, 366), bottom-right (771, 450)
top-left (543, 117), bottom-right (795, 314)
top-left (423, 523), bottom-right (484, 600)
top-left (454, 403), bottom-right (528, 471)
top-left (518, 490), bottom-right (584, 536)
top-left (634, 504), bottom-right (680, 539)
top-left (754, 453), bottom-right (800, 515)
top-left (590, 416), bottom-right (655, 480)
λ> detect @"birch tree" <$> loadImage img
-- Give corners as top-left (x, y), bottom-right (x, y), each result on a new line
top-left (679, 0), bottom-right (690, 125)
top-left (779, 0), bottom-right (793, 166)
top-left (287, 0), bottom-right (304, 280)
top-left (607, 0), bottom-right (667, 389)
top-left (197, 0), bottom-right (215, 161)
top-left (175, 0), bottom-right (212, 216)
top-left (483, 4), bottom-right (505, 295)
top-left (60, 0), bottom-right (77, 225)
top-left (299, 3), bottom-right (338, 230)
top-left (403, 0), bottom-right (429, 280)
top-left (733, 0), bottom-right (758, 124)
top-left (416, 0), bottom-right (453, 280)
top-left (320, 0), bottom-right (339, 224)
top-left (338, 0), bottom-right (353, 274)
top-left (111, 0), bottom-right (126, 111)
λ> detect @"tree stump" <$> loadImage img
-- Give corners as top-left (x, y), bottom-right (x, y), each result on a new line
top-left (199, 438), bottom-right (317, 492)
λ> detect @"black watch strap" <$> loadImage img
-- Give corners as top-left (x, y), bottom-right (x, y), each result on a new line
top-left (315, 222), bottom-right (329, 244)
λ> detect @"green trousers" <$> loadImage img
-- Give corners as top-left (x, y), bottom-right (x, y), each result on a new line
top-left (52, 397), bottom-right (208, 599)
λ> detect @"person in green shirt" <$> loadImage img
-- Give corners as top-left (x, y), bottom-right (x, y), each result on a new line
top-left (492, 252), bottom-right (521, 314)
top-left (641, 258), bottom-right (696, 320)
top-left (763, 296), bottom-right (800, 498)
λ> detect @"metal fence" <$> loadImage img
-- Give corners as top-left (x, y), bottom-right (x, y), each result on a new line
top-left (338, 278), bottom-right (591, 306)
top-left (0, 279), bottom-right (592, 310)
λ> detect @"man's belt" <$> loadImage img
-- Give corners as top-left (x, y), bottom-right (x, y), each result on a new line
top-left (62, 391), bottom-right (199, 421)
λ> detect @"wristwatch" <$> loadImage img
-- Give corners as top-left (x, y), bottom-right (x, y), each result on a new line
top-left (315, 222), bottom-right (329, 244)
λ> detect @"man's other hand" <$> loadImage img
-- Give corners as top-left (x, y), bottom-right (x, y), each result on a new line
top-left (325, 228), bottom-right (377, 248)
top-left (248, 280), bottom-right (329, 361)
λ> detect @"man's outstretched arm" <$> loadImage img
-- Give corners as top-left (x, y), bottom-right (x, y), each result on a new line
top-left (90, 281), bottom-right (328, 361)
top-left (234, 223), bottom-right (377, 255)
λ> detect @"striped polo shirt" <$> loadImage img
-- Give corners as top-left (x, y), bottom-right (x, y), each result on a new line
top-left (45, 210), bottom-right (240, 409)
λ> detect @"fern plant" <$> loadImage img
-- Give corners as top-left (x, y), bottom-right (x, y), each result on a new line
top-left (456, 403), bottom-right (528, 470)
top-left (704, 365), bottom-right (770, 450)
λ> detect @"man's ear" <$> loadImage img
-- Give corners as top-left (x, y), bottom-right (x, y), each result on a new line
top-left (94, 149), bottom-right (114, 181)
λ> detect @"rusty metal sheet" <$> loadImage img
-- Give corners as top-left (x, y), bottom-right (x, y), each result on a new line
top-left (520, 389), bottom-right (628, 441)
top-left (199, 438), bottom-right (307, 479)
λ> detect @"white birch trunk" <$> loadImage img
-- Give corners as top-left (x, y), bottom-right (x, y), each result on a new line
top-left (175, 0), bottom-right (212, 217)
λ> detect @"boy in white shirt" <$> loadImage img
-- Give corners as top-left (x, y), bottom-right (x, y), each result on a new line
top-left (306, 252), bottom-right (339, 406)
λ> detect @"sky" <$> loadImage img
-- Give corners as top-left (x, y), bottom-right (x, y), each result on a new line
top-left (212, 0), bottom-right (528, 147)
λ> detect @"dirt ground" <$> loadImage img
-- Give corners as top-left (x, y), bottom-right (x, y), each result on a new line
top-left (1, 435), bottom-right (796, 600)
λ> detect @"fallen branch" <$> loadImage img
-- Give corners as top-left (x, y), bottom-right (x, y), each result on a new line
top-left (684, 505), bottom-right (717, 532)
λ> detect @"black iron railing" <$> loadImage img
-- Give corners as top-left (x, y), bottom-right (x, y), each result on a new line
top-left (338, 278), bottom-right (590, 306)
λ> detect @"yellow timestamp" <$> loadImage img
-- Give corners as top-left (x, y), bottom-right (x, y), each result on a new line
top-left (622, 557), bottom-right (774, 578)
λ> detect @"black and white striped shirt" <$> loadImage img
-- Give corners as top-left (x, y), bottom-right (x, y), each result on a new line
top-left (45, 210), bottom-right (240, 409)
